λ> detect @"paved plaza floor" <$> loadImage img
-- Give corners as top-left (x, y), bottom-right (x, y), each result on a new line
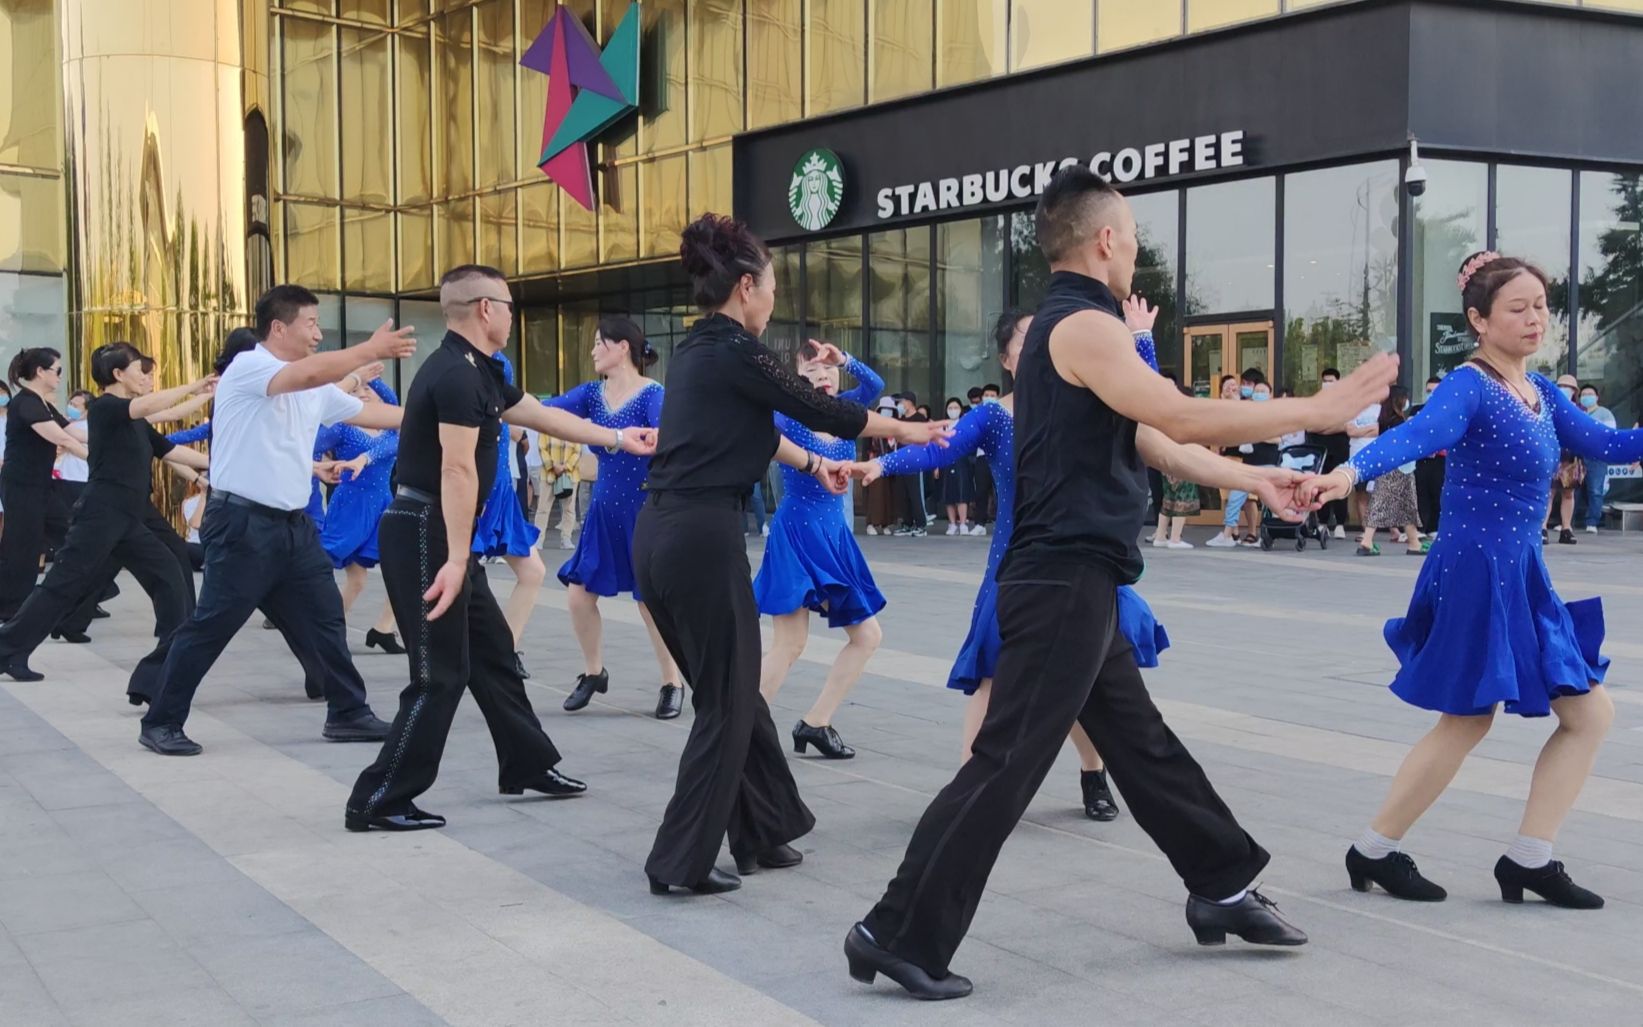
top-left (4, 523), bottom-right (1643, 1025)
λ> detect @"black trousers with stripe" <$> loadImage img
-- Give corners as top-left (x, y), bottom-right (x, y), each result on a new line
top-left (862, 555), bottom-right (1270, 976)
top-left (346, 496), bottom-right (560, 818)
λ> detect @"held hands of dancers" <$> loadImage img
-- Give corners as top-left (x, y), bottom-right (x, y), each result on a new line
top-left (809, 454), bottom-right (852, 495)
top-left (1246, 465), bottom-right (1324, 523)
top-left (1297, 466), bottom-right (1358, 507)
top-left (850, 458), bottom-right (885, 486)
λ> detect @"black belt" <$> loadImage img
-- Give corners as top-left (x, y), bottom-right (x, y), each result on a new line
top-left (214, 490), bottom-right (307, 520)
top-left (395, 485), bottom-right (439, 505)
top-left (646, 488), bottom-right (748, 511)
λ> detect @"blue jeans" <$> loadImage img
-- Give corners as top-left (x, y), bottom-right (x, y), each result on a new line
top-left (1223, 490), bottom-right (1248, 529)
top-left (746, 483), bottom-right (767, 533)
top-left (1582, 462), bottom-right (1609, 528)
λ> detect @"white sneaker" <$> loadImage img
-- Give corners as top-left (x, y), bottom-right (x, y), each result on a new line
top-left (946, 523), bottom-right (959, 536)
top-left (1167, 540), bottom-right (1194, 550)
top-left (1150, 537), bottom-right (1169, 548)
top-left (1333, 525), bottom-right (1347, 539)
top-left (1205, 533), bottom-right (1238, 548)
top-left (866, 525), bottom-right (878, 536)
top-left (761, 525), bottom-right (770, 537)
top-left (1585, 526), bottom-right (1598, 534)
top-left (968, 524), bottom-right (987, 536)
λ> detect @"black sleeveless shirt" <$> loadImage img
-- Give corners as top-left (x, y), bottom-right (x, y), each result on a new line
top-left (1003, 271), bottom-right (1147, 584)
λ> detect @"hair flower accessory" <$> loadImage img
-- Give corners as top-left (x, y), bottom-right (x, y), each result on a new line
top-left (1457, 251), bottom-right (1502, 292)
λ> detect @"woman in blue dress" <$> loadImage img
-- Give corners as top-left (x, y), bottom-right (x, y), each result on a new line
top-left (548, 318), bottom-right (683, 719)
top-left (859, 301), bottom-right (1171, 821)
top-left (321, 376), bottom-right (403, 654)
top-left (754, 342), bottom-right (887, 760)
top-left (470, 351), bottom-right (549, 682)
top-left (1317, 253), bottom-right (1638, 910)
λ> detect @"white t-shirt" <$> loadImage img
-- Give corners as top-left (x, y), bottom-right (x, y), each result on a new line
top-left (523, 427), bottom-right (543, 470)
top-left (57, 419), bottom-right (89, 482)
top-left (208, 345), bottom-right (363, 510)
top-left (181, 494), bottom-right (203, 543)
top-left (1348, 404), bottom-right (1380, 458)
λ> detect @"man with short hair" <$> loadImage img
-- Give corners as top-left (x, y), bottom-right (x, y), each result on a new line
top-left (891, 392), bottom-right (928, 536)
top-left (1307, 366), bottom-right (1353, 536)
top-left (847, 166), bottom-right (1398, 999)
top-left (345, 265), bottom-right (658, 833)
top-left (138, 285), bottom-right (416, 756)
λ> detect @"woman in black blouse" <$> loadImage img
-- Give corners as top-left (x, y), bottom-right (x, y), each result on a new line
top-left (0, 348), bottom-right (88, 619)
top-left (636, 214), bottom-right (949, 895)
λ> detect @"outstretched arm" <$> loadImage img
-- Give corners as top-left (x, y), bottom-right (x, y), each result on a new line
top-left (146, 392), bottom-right (214, 425)
top-left (504, 397), bottom-right (656, 455)
top-left (1138, 425), bottom-right (1310, 523)
top-left (1303, 370), bottom-right (1480, 505)
top-left (876, 406), bottom-right (987, 476)
top-left (1548, 381), bottom-right (1643, 463)
top-left (166, 421), bottom-right (212, 446)
top-left (542, 382), bottom-right (593, 418)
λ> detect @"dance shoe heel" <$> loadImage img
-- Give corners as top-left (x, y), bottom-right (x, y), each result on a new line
top-left (843, 924), bottom-right (972, 1000)
top-left (364, 628), bottom-right (405, 654)
top-left (563, 669), bottom-right (609, 712)
top-left (1493, 856), bottom-right (1604, 909)
top-left (792, 720), bottom-right (855, 759)
top-left (1344, 847), bottom-right (1447, 901)
top-left (1184, 890), bottom-right (1308, 947)
top-left (648, 868), bottom-right (741, 895)
top-left (733, 844), bottom-right (803, 876)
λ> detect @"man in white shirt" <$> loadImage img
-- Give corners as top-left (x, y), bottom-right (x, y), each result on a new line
top-left (140, 284), bottom-right (416, 756)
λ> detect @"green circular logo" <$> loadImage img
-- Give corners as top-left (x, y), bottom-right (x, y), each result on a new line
top-left (788, 148), bottom-right (844, 231)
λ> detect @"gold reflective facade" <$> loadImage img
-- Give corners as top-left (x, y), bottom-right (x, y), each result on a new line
top-left (6, 0), bottom-right (1643, 395)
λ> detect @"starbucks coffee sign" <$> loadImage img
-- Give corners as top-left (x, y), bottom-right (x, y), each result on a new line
top-left (789, 148), bottom-right (844, 231)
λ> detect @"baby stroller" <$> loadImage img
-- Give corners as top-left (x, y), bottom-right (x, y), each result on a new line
top-left (1259, 444), bottom-right (1330, 551)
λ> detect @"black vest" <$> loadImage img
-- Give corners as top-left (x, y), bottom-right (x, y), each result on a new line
top-left (1004, 271), bottom-right (1147, 585)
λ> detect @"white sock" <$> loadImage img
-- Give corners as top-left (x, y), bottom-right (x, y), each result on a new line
top-left (1505, 835), bottom-right (1553, 870)
top-left (1214, 889), bottom-right (1247, 906)
top-left (1353, 828), bottom-right (1400, 861)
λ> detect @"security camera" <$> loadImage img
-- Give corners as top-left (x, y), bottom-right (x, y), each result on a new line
top-left (1404, 138), bottom-right (1427, 198)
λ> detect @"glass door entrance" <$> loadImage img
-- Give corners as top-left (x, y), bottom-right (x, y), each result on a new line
top-left (1184, 321), bottom-right (1275, 397)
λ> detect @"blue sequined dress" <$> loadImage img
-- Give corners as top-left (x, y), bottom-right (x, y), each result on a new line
top-left (471, 352), bottom-right (541, 558)
top-left (319, 379), bottom-right (399, 569)
top-left (545, 378), bottom-right (664, 599)
top-left (753, 357), bottom-right (887, 627)
top-left (879, 331), bottom-right (1169, 695)
top-left (1347, 364), bottom-right (1643, 717)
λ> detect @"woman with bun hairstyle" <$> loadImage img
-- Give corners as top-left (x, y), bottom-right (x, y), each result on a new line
top-left (0, 348), bottom-right (86, 619)
top-left (1310, 252), bottom-right (1643, 910)
top-left (548, 316), bottom-right (683, 720)
top-left (636, 213), bottom-right (950, 895)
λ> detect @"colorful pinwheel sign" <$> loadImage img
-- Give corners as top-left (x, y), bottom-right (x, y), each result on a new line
top-left (519, 3), bottom-right (640, 210)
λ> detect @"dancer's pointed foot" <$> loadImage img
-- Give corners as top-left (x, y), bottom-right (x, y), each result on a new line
top-left (1494, 856), bottom-right (1603, 909)
top-left (563, 669), bottom-right (608, 711)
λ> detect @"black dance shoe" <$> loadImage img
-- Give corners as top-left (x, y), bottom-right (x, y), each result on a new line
top-left (90, 605), bottom-right (111, 619)
top-left (513, 651), bottom-right (531, 680)
top-left (562, 669), bottom-right (608, 712)
top-left (1494, 856), bottom-right (1604, 909)
top-left (1, 658), bottom-right (43, 682)
top-left (654, 684), bottom-right (683, 720)
top-left (844, 923), bottom-right (973, 1001)
top-left (1185, 890), bottom-right (1308, 946)
top-left (734, 844), bottom-right (804, 876)
top-left (50, 629), bottom-right (91, 644)
top-left (139, 725), bottom-right (203, 757)
top-left (1558, 527), bottom-right (1578, 545)
top-left (500, 768), bottom-right (587, 797)
top-left (365, 628), bottom-right (405, 655)
top-left (1081, 769), bottom-right (1120, 821)
top-left (648, 868), bottom-right (741, 896)
top-left (1345, 847), bottom-right (1447, 901)
top-left (345, 804), bottom-right (446, 832)
top-left (792, 719), bottom-right (855, 759)
top-left (322, 712), bottom-right (391, 742)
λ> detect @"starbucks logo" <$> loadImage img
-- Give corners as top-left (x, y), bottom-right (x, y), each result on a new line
top-left (788, 148), bottom-right (844, 231)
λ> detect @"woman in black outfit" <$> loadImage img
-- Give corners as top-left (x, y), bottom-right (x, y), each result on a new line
top-left (636, 214), bottom-right (949, 895)
top-left (0, 349), bottom-right (88, 619)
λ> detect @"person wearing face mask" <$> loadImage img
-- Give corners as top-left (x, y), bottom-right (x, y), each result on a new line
top-left (1356, 385), bottom-right (1423, 557)
top-left (755, 340), bottom-right (889, 760)
top-left (1576, 384), bottom-right (1617, 534)
top-left (548, 317), bottom-right (683, 720)
top-left (56, 389), bottom-right (94, 510)
top-left (1208, 371), bottom-right (1267, 548)
top-left (1547, 374), bottom-right (1584, 545)
top-left (974, 384), bottom-right (1002, 529)
top-left (936, 396), bottom-right (977, 534)
top-left (1411, 375), bottom-right (1446, 543)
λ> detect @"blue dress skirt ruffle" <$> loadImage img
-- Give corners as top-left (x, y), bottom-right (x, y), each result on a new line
top-left (1384, 538), bottom-right (1605, 717)
top-left (947, 580), bottom-right (1169, 695)
top-left (472, 469), bottom-right (540, 558)
top-left (557, 491), bottom-right (644, 600)
top-left (754, 504), bottom-right (886, 629)
top-left (320, 470), bottom-right (393, 569)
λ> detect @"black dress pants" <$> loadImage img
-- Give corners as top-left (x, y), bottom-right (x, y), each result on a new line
top-left (1415, 455), bottom-right (1445, 535)
top-left (897, 473), bottom-right (927, 528)
top-left (347, 497), bottom-right (561, 818)
top-left (142, 495), bottom-right (371, 727)
top-left (59, 505), bottom-right (196, 638)
top-left (0, 497), bottom-right (187, 694)
top-left (0, 479), bottom-right (68, 618)
top-left (862, 555), bottom-right (1269, 976)
top-left (634, 493), bottom-right (815, 887)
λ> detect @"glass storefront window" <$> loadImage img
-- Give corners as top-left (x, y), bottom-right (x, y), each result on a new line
top-left (519, 182), bottom-right (559, 274)
top-left (866, 228), bottom-right (929, 397)
top-left (1099, 0), bottom-right (1181, 53)
top-left (936, 217), bottom-right (1007, 402)
top-left (562, 300), bottom-right (601, 388)
top-left (437, 196), bottom-right (475, 269)
top-left (1009, 211), bottom-right (1049, 311)
top-left (748, 0), bottom-right (802, 130)
top-left (398, 297), bottom-right (447, 385)
top-left (521, 306), bottom-right (560, 397)
top-left (1282, 161), bottom-right (1400, 395)
top-left (398, 27), bottom-right (434, 204)
top-left (1186, 0), bottom-right (1279, 33)
top-left (342, 208), bottom-right (395, 292)
top-left (0, 273), bottom-right (66, 370)
top-left (871, 0), bottom-right (935, 103)
top-left (1495, 165), bottom-right (1572, 377)
top-left (340, 28), bottom-right (394, 204)
top-left (343, 296), bottom-right (393, 371)
top-left (314, 292), bottom-right (343, 352)
top-left (691, 0), bottom-right (745, 140)
top-left (475, 0), bottom-right (516, 189)
top-left (1009, 0), bottom-right (1094, 71)
top-left (285, 202), bottom-right (341, 290)
top-left (937, 0), bottom-right (1006, 87)
top-left (1576, 171), bottom-right (1643, 436)
top-left (1130, 190), bottom-right (1181, 381)
top-left (767, 243), bottom-right (803, 354)
top-left (1411, 159), bottom-right (1487, 384)
top-left (809, 0), bottom-right (867, 115)
top-left (1185, 176), bottom-right (1275, 316)
top-left (399, 205), bottom-right (434, 290)
top-left (478, 190), bottom-right (517, 277)
top-left (808, 236), bottom-right (867, 363)
top-left (282, 18), bottom-right (338, 198)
